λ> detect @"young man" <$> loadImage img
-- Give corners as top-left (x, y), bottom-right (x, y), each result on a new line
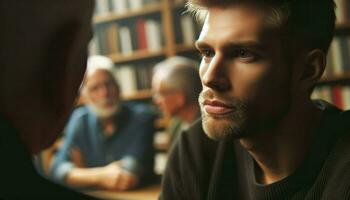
top-left (161, 0), bottom-right (350, 199)
top-left (51, 56), bottom-right (156, 191)
top-left (0, 0), bottom-right (98, 198)
top-left (152, 56), bottom-right (201, 145)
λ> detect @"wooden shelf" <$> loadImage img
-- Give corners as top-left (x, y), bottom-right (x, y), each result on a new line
top-left (122, 89), bottom-right (152, 101)
top-left (175, 43), bottom-right (196, 53)
top-left (155, 117), bottom-right (170, 129)
top-left (108, 48), bottom-right (166, 64)
top-left (93, 3), bottom-right (162, 24)
top-left (91, 0), bottom-right (201, 101)
top-left (336, 22), bottom-right (350, 29)
top-left (319, 72), bottom-right (350, 84)
top-left (173, 0), bottom-right (186, 8)
top-left (87, 184), bottom-right (161, 200)
top-left (335, 23), bottom-right (350, 34)
top-left (75, 89), bottom-right (151, 105)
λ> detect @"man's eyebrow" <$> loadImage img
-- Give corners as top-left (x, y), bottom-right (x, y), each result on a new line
top-left (195, 40), bottom-right (266, 51)
top-left (222, 42), bottom-right (266, 53)
top-left (195, 41), bottom-right (211, 50)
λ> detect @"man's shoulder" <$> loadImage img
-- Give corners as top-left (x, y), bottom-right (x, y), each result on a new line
top-left (320, 110), bottom-right (350, 198)
top-left (122, 103), bottom-right (156, 121)
top-left (328, 109), bottom-right (350, 140)
top-left (161, 118), bottom-right (223, 200)
top-left (68, 106), bottom-right (92, 123)
top-left (72, 106), bottom-right (91, 117)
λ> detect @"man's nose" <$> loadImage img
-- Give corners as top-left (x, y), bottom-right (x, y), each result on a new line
top-left (98, 85), bottom-right (110, 98)
top-left (201, 55), bottom-right (230, 91)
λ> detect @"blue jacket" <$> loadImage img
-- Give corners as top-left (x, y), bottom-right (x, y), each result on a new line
top-left (51, 103), bottom-right (156, 184)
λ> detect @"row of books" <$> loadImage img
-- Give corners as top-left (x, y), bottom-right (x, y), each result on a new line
top-left (176, 14), bottom-right (199, 45)
top-left (113, 63), bottom-right (155, 97)
top-left (94, 0), bottom-right (160, 16)
top-left (324, 35), bottom-right (350, 77)
top-left (90, 19), bottom-right (163, 55)
top-left (312, 85), bottom-right (350, 110)
top-left (335, 0), bottom-right (350, 25)
top-left (89, 14), bottom-right (198, 56)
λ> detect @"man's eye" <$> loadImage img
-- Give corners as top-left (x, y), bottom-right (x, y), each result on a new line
top-left (236, 49), bottom-right (253, 58)
top-left (231, 49), bottom-right (258, 62)
top-left (199, 49), bottom-right (215, 58)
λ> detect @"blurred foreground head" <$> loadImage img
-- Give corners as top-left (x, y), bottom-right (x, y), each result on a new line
top-left (0, 0), bottom-right (94, 154)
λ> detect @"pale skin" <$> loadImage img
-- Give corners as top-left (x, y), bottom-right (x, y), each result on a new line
top-left (152, 72), bottom-right (199, 124)
top-left (65, 70), bottom-right (138, 190)
top-left (196, 5), bottom-right (325, 184)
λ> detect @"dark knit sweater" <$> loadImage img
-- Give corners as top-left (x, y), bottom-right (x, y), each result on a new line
top-left (160, 101), bottom-right (350, 200)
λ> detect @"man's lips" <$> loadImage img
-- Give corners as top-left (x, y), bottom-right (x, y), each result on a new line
top-left (203, 100), bottom-right (236, 115)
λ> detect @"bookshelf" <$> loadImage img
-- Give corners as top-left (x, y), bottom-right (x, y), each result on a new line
top-left (93, 3), bottom-right (162, 24)
top-left (109, 48), bottom-right (166, 64)
top-left (312, 0), bottom-right (350, 110)
top-left (319, 72), bottom-right (350, 84)
top-left (90, 0), bottom-right (200, 101)
top-left (89, 0), bottom-right (201, 176)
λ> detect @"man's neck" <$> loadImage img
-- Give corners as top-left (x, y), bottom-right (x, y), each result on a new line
top-left (239, 100), bottom-right (322, 185)
top-left (100, 117), bottom-right (116, 137)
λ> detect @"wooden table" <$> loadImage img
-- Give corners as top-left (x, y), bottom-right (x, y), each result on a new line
top-left (86, 184), bottom-right (161, 200)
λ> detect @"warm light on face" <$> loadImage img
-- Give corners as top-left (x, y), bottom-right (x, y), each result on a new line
top-left (85, 70), bottom-right (120, 117)
top-left (197, 5), bottom-right (293, 140)
top-left (152, 76), bottom-right (184, 117)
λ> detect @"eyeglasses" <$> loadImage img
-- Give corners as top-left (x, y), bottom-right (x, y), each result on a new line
top-left (153, 89), bottom-right (180, 100)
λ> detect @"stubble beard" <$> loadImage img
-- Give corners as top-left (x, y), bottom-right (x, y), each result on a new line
top-left (199, 91), bottom-right (248, 141)
top-left (89, 98), bottom-right (120, 118)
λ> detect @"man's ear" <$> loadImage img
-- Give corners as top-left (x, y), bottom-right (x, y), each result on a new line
top-left (175, 91), bottom-right (186, 107)
top-left (299, 49), bottom-right (326, 90)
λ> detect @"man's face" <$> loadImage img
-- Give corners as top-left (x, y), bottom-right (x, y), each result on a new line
top-left (196, 5), bottom-right (294, 140)
top-left (152, 74), bottom-right (184, 117)
top-left (85, 70), bottom-right (120, 118)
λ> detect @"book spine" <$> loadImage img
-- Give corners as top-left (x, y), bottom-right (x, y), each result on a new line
top-left (145, 20), bottom-right (162, 51)
top-left (96, 29), bottom-right (108, 55)
top-left (88, 37), bottom-right (100, 55)
top-left (324, 48), bottom-right (334, 77)
top-left (96, 0), bottom-right (110, 16)
top-left (320, 86), bottom-right (333, 103)
top-left (129, 0), bottom-right (143, 11)
top-left (105, 23), bottom-right (120, 54)
top-left (115, 65), bottom-right (138, 96)
top-left (331, 36), bottom-right (344, 75)
top-left (341, 86), bottom-right (350, 110)
top-left (340, 36), bottom-right (350, 72)
top-left (342, 86), bottom-right (350, 110)
top-left (311, 87), bottom-right (322, 100)
top-left (334, 0), bottom-right (346, 24)
top-left (332, 86), bottom-right (344, 108)
top-left (136, 19), bottom-right (148, 50)
top-left (111, 0), bottom-right (128, 14)
top-left (180, 15), bottom-right (196, 45)
top-left (129, 21), bottom-right (139, 51)
top-left (119, 26), bottom-right (133, 55)
top-left (345, 36), bottom-right (350, 72)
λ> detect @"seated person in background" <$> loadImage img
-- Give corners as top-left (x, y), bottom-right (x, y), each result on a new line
top-left (0, 0), bottom-right (97, 198)
top-left (152, 56), bottom-right (202, 145)
top-left (51, 55), bottom-right (156, 191)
